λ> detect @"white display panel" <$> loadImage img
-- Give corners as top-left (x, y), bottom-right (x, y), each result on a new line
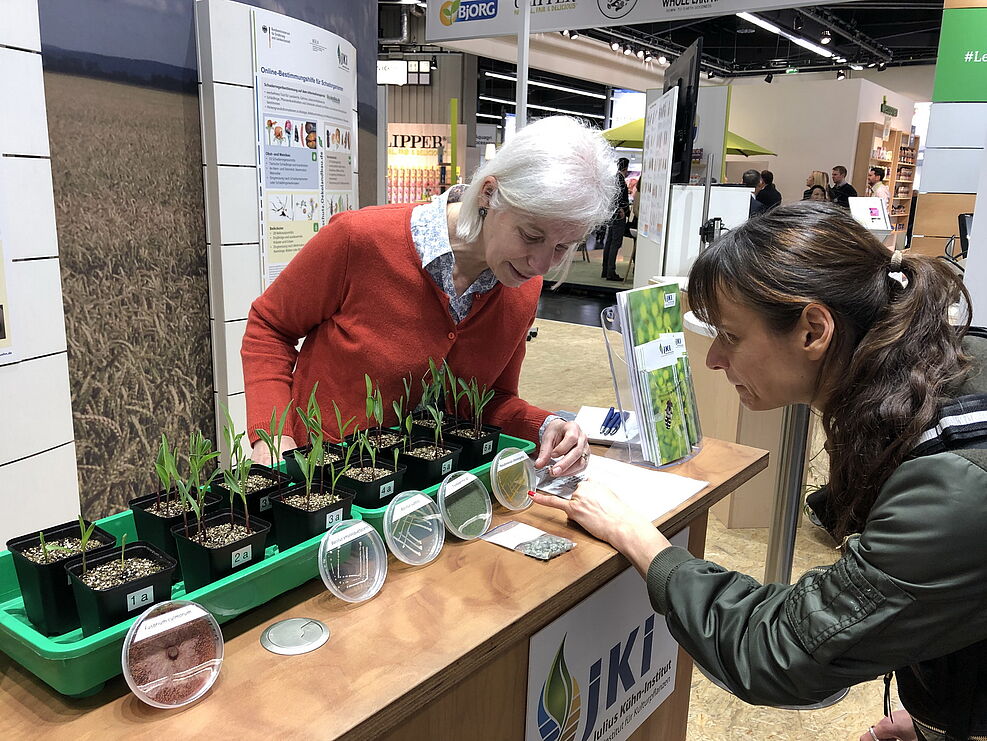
top-left (0, 353), bottom-right (74, 466)
top-left (218, 243), bottom-right (262, 321)
top-left (0, 444), bottom-right (80, 545)
top-left (5, 259), bottom-right (67, 362)
top-left (663, 185), bottom-right (753, 277)
top-left (920, 148), bottom-right (984, 194)
top-left (926, 103), bottom-right (987, 149)
top-left (0, 48), bottom-right (49, 158)
top-left (0, 157), bottom-right (58, 260)
top-left (216, 165), bottom-right (261, 245)
top-left (223, 319), bottom-right (247, 395)
top-left (0, 0), bottom-right (41, 54)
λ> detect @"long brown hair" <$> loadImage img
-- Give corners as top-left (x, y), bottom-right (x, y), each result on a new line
top-left (689, 202), bottom-right (972, 538)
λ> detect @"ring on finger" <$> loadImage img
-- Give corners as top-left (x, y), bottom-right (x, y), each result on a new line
top-left (580, 452), bottom-right (590, 462)
top-left (868, 727), bottom-right (879, 741)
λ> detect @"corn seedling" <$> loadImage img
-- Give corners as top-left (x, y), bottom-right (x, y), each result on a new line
top-left (184, 431), bottom-right (222, 539)
top-left (364, 374), bottom-right (384, 437)
top-left (446, 367), bottom-right (468, 420)
top-left (426, 403), bottom-right (445, 448)
top-left (255, 401), bottom-right (292, 473)
top-left (120, 533), bottom-right (127, 568)
top-left (292, 432), bottom-right (324, 510)
top-left (404, 414), bottom-right (414, 452)
top-left (420, 357), bottom-right (447, 411)
top-left (326, 445), bottom-right (354, 495)
top-left (78, 515), bottom-right (96, 575)
top-left (392, 448), bottom-right (400, 472)
top-left (153, 433), bottom-right (174, 511)
top-left (38, 530), bottom-right (50, 564)
top-left (462, 378), bottom-right (496, 436)
top-left (332, 400), bottom-right (356, 443)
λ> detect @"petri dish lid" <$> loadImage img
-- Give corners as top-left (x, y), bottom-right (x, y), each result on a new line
top-left (260, 617), bottom-right (330, 655)
top-left (489, 447), bottom-right (535, 511)
top-left (437, 471), bottom-right (492, 540)
top-left (122, 599), bottom-right (224, 709)
top-left (318, 519), bottom-right (388, 603)
top-left (382, 490), bottom-right (445, 566)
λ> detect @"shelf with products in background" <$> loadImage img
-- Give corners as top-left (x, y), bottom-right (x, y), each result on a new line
top-left (853, 122), bottom-right (919, 242)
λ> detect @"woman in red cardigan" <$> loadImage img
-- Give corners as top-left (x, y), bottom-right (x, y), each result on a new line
top-left (242, 116), bottom-right (618, 477)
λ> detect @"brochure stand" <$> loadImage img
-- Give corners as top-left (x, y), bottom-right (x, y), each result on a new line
top-left (600, 305), bottom-right (703, 470)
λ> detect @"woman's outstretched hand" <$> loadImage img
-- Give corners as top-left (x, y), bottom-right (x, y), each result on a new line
top-left (530, 480), bottom-right (673, 578)
top-left (250, 436), bottom-right (298, 466)
top-left (859, 711), bottom-right (917, 741)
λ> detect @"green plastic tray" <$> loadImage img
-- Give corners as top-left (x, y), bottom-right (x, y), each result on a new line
top-left (354, 433), bottom-right (536, 537)
top-left (0, 508), bottom-right (362, 697)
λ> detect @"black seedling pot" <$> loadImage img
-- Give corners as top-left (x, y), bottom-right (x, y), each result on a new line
top-left (211, 464), bottom-right (292, 540)
top-left (270, 482), bottom-right (355, 551)
top-left (6, 520), bottom-right (116, 636)
top-left (66, 542), bottom-right (177, 637)
top-left (343, 430), bottom-right (403, 460)
top-left (129, 489), bottom-right (221, 582)
top-left (171, 512), bottom-right (271, 592)
top-left (283, 442), bottom-right (347, 483)
top-left (410, 411), bottom-right (463, 441)
top-left (444, 424), bottom-right (502, 469)
top-left (338, 461), bottom-right (407, 509)
top-left (398, 438), bottom-right (462, 491)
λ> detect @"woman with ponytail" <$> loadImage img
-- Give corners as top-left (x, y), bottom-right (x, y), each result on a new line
top-left (532, 202), bottom-right (987, 741)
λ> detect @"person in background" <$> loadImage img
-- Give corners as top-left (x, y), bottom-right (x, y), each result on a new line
top-left (867, 166), bottom-right (892, 214)
top-left (531, 202), bottom-right (986, 741)
top-left (803, 170), bottom-right (830, 200)
top-left (601, 157), bottom-right (630, 281)
top-left (829, 165), bottom-right (857, 208)
top-left (755, 169), bottom-right (782, 209)
top-left (242, 116), bottom-right (618, 477)
top-left (807, 184), bottom-right (829, 202)
top-left (743, 169), bottom-right (766, 217)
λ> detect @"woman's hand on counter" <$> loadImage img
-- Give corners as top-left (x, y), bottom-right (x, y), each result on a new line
top-left (535, 418), bottom-right (590, 476)
top-left (859, 711), bottom-right (917, 741)
top-left (530, 480), bottom-right (671, 578)
top-left (250, 435), bottom-right (298, 466)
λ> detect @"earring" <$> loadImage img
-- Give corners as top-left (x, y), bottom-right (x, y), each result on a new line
top-left (478, 207), bottom-right (488, 218)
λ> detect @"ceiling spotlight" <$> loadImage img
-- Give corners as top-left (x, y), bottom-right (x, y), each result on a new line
top-left (793, 16), bottom-right (803, 31)
top-left (610, 40), bottom-right (621, 51)
top-left (836, 68), bottom-right (846, 80)
top-left (877, 61), bottom-right (887, 71)
top-left (658, 55), bottom-right (668, 65)
top-left (821, 30), bottom-right (832, 45)
top-left (430, 55), bottom-right (438, 70)
top-left (867, 61), bottom-right (877, 68)
top-left (636, 49), bottom-right (645, 59)
top-left (570, 30), bottom-right (580, 39)
top-left (561, 29), bottom-right (570, 37)
top-left (707, 70), bottom-right (716, 79)
top-left (644, 53), bottom-right (654, 63)
top-left (764, 74), bottom-right (774, 83)
top-left (623, 46), bottom-right (633, 56)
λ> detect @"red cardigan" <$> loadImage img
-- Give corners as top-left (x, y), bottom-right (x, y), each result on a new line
top-left (241, 203), bottom-right (551, 446)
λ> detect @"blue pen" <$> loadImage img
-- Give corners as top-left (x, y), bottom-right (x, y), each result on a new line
top-left (599, 407), bottom-right (615, 435)
top-left (606, 410), bottom-right (627, 435)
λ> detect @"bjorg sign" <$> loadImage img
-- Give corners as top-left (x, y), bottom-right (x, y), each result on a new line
top-left (525, 529), bottom-right (688, 741)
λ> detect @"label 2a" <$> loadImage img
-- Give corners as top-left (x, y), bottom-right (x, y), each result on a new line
top-left (231, 545), bottom-right (252, 568)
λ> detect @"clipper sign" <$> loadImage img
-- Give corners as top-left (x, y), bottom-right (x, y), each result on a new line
top-left (525, 529), bottom-right (688, 741)
top-left (427, 0), bottom-right (857, 43)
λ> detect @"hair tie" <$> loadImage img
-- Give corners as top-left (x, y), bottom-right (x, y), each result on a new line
top-left (888, 249), bottom-right (908, 289)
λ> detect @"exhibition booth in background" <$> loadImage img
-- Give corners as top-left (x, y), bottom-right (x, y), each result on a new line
top-left (0, 0), bottom-right (985, 738)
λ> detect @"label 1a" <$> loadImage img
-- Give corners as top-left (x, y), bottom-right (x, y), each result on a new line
top-left (231, 544), bottom-right (252, 568)
top-left (127, 585), bottom-right (155, 612)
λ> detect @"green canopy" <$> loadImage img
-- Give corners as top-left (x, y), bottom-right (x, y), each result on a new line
top-left (602, 118), bottom-right (776, 157)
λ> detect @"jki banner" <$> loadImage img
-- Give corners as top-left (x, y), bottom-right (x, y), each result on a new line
top-left (933, 7), bottom-right (987, 103)
top-left (427, 0), bottom-right (858, 44)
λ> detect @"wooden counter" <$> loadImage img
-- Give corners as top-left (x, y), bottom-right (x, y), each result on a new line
top-left (0, 437), bottom-right (766, 741)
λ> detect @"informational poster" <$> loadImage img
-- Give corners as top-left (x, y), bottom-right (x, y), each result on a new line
top-left (525, 529), bottom-right (688, 741)
top-left (637, 88), bottom-right (677, 244)
top-left (0, 222), bottom-right (13, 365)
top-left (253, 7), bottom-right (358, 286)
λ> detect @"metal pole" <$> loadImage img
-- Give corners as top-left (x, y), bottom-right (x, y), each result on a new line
top-left (764, 403), bottom-right (810, 585)
top-left (516, 0), bottom-right (530, 129)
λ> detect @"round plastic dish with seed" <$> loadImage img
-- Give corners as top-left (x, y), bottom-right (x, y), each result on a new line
top-left (489, 447), bottom-right (535, 511)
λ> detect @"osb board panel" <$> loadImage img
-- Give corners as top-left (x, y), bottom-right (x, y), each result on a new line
top-left (913, 192), bottom-right (977, 237)
top-left (909, 236), bottom-right (952, 258)
top-left (945, 0), bottom-right (987, 7)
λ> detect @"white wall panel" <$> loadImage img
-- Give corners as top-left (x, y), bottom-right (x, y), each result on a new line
top-left (219, 243), bottom-right (262, 320)
top-left (197, 0), bottom-right (254, 87)
top-left (217, 165), bottom-right (260, 244)
top-left (0, 354), bottom-right (74, 466)
top-left (215, 85), bottom-right (257, 166)
top-left (224, 319), bottom-right (247, 394)
top-left (4, 259), bottom-right (67, 361)
top-left (0, 0), bottom-right (41, 52)
top-left (926, 103), bottom-right (987, 149)
top-left (920, 147), bottom-right (985, 194)
top-left (214, 391), bottom-right (249, 456)
top-left (0, 444), bottom-right (80, 545)
top-left (0, 157), bottom-right (57, 259)
top-left (0, 48), bottom-right (49, 157)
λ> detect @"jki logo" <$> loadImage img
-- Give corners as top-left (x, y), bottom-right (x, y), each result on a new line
top-left (663, 292), bottom-right (676, 308)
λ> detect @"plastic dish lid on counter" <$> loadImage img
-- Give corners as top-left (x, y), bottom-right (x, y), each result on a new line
top-left (437, 471), bottom-right (492, 540)
top-left (318, 519), bottom-right (388, 603)
top-left (382, 490), bottom-right (445, 566)
top-left (121, 599), bottom-right (224, 709)
top-left (489, 447), bottom-right (535, 511)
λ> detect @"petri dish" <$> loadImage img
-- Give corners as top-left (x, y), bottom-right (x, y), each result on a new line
top-left (122, 599), bottom-right (223, 709)
top-left (382, 490), bottom-right (445, 566)
top-left (260, 617), bottom-right (330, 655)
top-left (489, 447), bottom-right (535, 511)
top-left (437, 471), bottom-right (492, 540)
top-left (318, 519), bottom-right (387, 603)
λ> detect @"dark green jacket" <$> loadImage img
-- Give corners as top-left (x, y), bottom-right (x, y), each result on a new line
top-left (646, 335), bottom-right (987, 740)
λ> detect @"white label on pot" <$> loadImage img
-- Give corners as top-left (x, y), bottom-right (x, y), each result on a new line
top-left (499, 451), bottom-right (530, 469)
top-left (323, 522), bottom-right (372, 551)
top-left (326, 509), bottom-right (343, 528)
top-left (393, 493), bottom-right (432, 520)
top-left (483, 440), bottom-right (494, 455)
top-left (231, 545), bottom-right (252, 568)
top-left (441, 459), bottom-right (453, 475)
top-left (379, 481), bottom-right (395, 499)
top-left (134, 603), bottom-right (210, 642)
top-left (445, 473), bottom-right (475, 495)
top-left (126, 585), bottom-right (155, 612)
top-left (259, 495), bottom-right (271, 512)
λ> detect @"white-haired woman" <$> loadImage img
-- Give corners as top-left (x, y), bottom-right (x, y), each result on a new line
top-left (242, 116), bottom-right (617, 476)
